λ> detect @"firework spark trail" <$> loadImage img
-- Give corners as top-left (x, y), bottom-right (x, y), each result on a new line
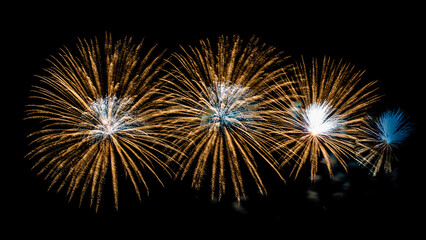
top-left (159, 35), bottom-right (290, 200)
top-left (267, 57), bottom-right (381, 179)
top-left (356, 109), bottom-right (412, 175)
top-left (26, 34), bottom-right (175, 211)
top-left (303, 102), bottom-right (341, 136)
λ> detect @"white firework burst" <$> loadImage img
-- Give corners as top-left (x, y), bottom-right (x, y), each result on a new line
top-left (201, 81), bottom-right (255, 128)
top-left (267, 57), bottom-right (380, 179)
top-left (81, 95), bottom-right (145, 140)
top-left (303, 102), bottom-right (342, 137)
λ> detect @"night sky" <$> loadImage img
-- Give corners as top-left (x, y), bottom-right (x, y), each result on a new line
top-left (5, 3), bottom-right (424, 238)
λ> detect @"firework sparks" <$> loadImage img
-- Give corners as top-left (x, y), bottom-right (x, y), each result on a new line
top-left (303, 102), bottom-right (341, 136)
top-left (159, 35), bottom-right (289, 200)
top-left (26, 34), bottom-right (174, 211)
top-left (267, 57), bottom-right (381, 179)
top-left (356, 109), bottom-right (412, 175)
top-left (82, 95), bottom-right (143, 138)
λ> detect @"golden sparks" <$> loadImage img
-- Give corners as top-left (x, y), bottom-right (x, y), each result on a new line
top-left (26, 34), bottom-right (176, 211)
top-left (158, 35), bottom-right (289, 200)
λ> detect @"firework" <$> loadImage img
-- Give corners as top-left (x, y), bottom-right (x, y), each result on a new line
top-left (267, 57), bottom-right (381, 179)
top-left (356, 109), bottom-right (412, 175)
top-left (26, 34), bottom-right (174, 211)
top-left (159, 35), bottom-right (289, 200)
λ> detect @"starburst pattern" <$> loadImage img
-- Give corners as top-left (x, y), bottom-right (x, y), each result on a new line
top-left (303, 102), bottom-right (341, 136)
top-left (356, 109), bottom-right (412, 175)
top-left (159, 35), bottom-right (289, 200)
top-left (24, 32), bottom-right (415, 212)
top-left (26, 34), bottom-right (174, 211)
top-left (267, 57), bottom-right (381, 179)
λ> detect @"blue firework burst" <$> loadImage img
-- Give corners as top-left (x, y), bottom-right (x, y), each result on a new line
top-left (357, 108), bottom-right (412, 175)
top-left (376, 109), bottom-right (412, 145)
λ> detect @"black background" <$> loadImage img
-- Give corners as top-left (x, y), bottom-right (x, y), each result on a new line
top-left (4, 2), bottom-right (424, 238)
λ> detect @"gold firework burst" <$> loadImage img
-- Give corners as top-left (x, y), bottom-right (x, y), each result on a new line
top-left (26, 34), bottom-right (174, 211)
top-left (159, 35), bottom-right (289, 200)
top-left (267, 57), bottom-right (381, 179)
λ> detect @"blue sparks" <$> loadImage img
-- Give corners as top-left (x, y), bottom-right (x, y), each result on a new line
top-left (376, 108), bottom-right (412, 145)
